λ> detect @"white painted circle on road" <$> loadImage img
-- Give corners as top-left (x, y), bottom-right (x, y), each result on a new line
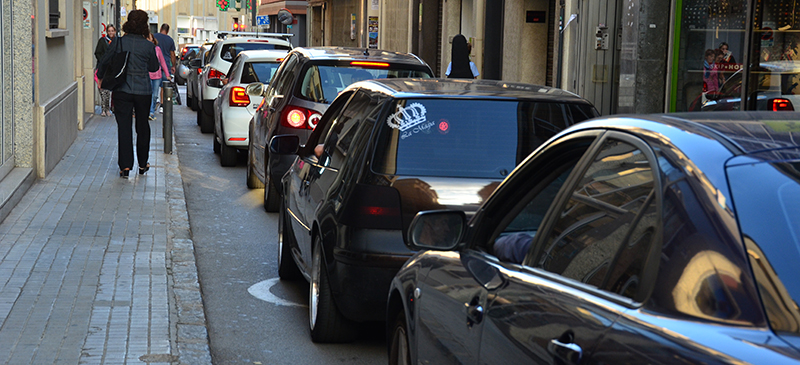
top-left (248, 278), bottom-right (307, 307)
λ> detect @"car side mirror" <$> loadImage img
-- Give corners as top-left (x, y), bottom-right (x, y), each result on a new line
top-left (246, 83), bottom-right (267, 97)
top-left (407, 210), bottom-right (466, 251)
top-left (269, 134), bottom-right (300, 155)
top-left (189, 58), bottom-right (202, 68)
top-left (207, 78), bottom-right (223, 88)
top-left (270, 95), bottom-right (284, 108)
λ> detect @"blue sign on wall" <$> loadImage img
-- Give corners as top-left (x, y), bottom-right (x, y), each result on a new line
top-left (257, 15), bottom-right (270, 26)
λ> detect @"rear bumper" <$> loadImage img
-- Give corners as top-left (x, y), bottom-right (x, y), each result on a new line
top-left (221, 108), bottom-right (254, 148)
top-left (329, 249), bottom-right (413, 322)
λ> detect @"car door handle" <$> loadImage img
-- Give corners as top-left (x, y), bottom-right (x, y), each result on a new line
top-left (548, 338), bottom-right (583, 364)
top-left (465, 296), bottom-right (483, 327)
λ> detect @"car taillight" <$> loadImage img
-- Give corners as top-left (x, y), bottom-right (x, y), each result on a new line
top-left (772, 98), bottom-right (794, 111)
top-left (197, 68), bottom-right (203, 75)
top-left (208, 68), bottom-right (226, 79)
top-left (230, 87), bottom-right (250, 107)
top-left (340, 184), bottom-right (403, 230)
top-left (280, 106), bottom-right (322, 130)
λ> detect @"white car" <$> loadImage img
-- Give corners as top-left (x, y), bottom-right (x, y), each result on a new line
top-left (197, 32), bottom-right (293, 133)
top-left (209, 50), bottom-right (287, 166)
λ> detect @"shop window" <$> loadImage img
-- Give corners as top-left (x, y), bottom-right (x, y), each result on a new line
top-left (672, 0), bottom-right (800, 112)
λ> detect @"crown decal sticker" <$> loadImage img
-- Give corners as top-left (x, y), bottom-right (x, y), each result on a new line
top-left (387, 103), bottom-right (428, 132)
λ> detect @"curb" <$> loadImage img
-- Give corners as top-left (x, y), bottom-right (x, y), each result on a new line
top-left (163, 132), bottom-right (213, 364)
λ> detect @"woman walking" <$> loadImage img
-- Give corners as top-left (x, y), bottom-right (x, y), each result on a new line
top-left (96, 10), bottom-right (159, 178)
top-left (147, 33), bottom-right (171, 120)
top-left (94, 24), bottom-right (116, 117)
top-left (446, 34), bottom-right (479, 79)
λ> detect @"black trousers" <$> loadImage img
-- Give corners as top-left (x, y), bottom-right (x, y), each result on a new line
top-left (112, 91), bottom-right (151, 171)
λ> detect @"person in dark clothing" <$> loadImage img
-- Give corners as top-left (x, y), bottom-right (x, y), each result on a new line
top-left (96, 10), bottom-right (160, 178)
top-left (95, 25), bottom-right (116, 117)
top-left (446, 34), bottom-right (479, 79)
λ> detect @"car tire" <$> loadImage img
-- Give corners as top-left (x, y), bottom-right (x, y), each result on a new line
top-left (187, 93), bottom-right (195, 111)
top-left (213, 133), bottom-right (221, 154)
top-left (199, 107), bottom-right (214, 133)
top-left (246, 140), bottom-right (264, 189)
top-left (278, 199), bottom-right (301, 280)
top-left (389, 310), bottom-right (411, 365)
top-left (263, 155), bottom-right (279, 212)
top-left (196, 105), bottom-right (202, 126)
top-left (190, 91), bottom-right (199, 111)
top-left (309, 236), bottom-right (358, 343)
top-left (220, 142), bottom-right (237, 167)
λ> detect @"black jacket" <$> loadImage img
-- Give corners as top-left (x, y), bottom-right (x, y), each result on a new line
top-left (94, 36), bottom-right (112, 61)
top-left (96, 35), bottom-right (159, 95)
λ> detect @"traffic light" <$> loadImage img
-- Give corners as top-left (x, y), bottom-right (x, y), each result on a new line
top-left (216, 0), bottom-right (229, 11)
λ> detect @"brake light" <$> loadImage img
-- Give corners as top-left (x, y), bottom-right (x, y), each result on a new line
top-left (350, 61), bottom-right (390, 68)
top-left (228, 137), bottom-right (247, 142)
top-left (340, 184), bottom-right (403, 230)
top-left (208, 68), bottom-right (226, 79)
top-left (772, 98), bottom-right (794, 111)
top-left (197, 68), bottom-right (203, 75)
top-left (247, 39), bottom-right (270, 43)
top-left (181, 48), bottom-right (188, 55)
top-left (276, 58), bottom-right (284, 62)
top-left (230, 86), bottom-right (250, 107)
top-left (280, 106), bottom-right (323, 130)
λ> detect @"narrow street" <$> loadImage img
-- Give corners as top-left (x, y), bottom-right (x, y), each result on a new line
top-left (171, 89), bottom-right (385, 363)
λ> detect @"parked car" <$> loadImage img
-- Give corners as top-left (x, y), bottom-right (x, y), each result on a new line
top-left (270, 78), bottom-right (599, 343)
top-left (186, 41), bottom-right (216, 112)
top-left (209, 50), bottom-right (287, 166)
top-left (175, 43), bottom-right (200, 85)
top-left (197, 33), bottom-right (293, 133)
top-left (246, 47), bottom-right (435, 211)
top-left (387, 111), bottom-right (800, 364)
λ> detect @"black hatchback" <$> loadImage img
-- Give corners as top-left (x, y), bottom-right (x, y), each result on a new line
top-left (389, 112), bottom-right (800, 364)
top-left (246, 47), bottom-right (435, 211)
top-left (269, 79), bottom-right (599, 343)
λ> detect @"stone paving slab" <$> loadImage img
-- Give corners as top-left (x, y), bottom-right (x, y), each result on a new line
top-left (0, 115), bottom-right (211, 364)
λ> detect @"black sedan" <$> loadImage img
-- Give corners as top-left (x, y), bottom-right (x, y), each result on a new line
top-left (270, 79), bottom-right (598, 343)
top-left (388, 112), bottom-right (800, 364)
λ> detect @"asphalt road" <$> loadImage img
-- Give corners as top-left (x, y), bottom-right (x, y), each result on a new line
top-left (171, 87), bottom-right (386, 364)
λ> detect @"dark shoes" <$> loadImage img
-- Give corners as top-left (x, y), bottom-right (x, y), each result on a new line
top-left (119, 168), bottom-right (131, 178)
top-left (138, 164), bottom-right (150, 175)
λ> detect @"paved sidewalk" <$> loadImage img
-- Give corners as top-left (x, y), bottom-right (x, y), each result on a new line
top-left (0, 115), bottom-right (211, 364)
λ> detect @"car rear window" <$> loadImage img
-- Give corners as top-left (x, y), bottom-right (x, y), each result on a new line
top-left (371, 98), bottom-right (598, 178)
top-left (727, 157), bottom-right (800, 334)
top-left (297, 65), bottom-right (432, 103)
top-left (241, 62), bottom-right (281, 84)
top-left (220, 42), bottom-right (292, 61)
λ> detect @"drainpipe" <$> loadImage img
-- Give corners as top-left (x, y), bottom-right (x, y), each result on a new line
top-left (556, 0), bottom-right (565, 88)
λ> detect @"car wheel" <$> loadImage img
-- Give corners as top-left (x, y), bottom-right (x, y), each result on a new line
top-left (309, 236), bottom-right (358, 343)
top-left (190, 90), bottom-right (199, 111)
top-left (199, 107), bottom-right (214, 133)
top-left (213, 130), bottom-right (221, 154)
top-left (278, 199), bottom-right (301, 280)
top-left (220, 142), bottom-right (237, 167)
top-left (246, 140), bottom-right (264, 189)
top-left (389, 310), bottom-right (411, 365)
top-left (196, 105), bottom-right (202, 126)
top-left (187, 93), bottom-right (195, 111)
top-left (263, 155), bottom-right (279, 212)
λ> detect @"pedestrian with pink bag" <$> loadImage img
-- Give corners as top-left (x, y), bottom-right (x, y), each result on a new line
top-left (147, 33), bottom-right (171, 120)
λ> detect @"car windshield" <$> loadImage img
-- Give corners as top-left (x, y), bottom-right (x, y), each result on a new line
top-left (220, 42), bottom-right (292, 62)
top-left (241, 62), bottom-right (280, 84)
top-left (371, 98), bottom-right (598, 178)
top-left (298, 65), bottom-right (432, 103)
top-left (727, 156), bottom-right (800, 335)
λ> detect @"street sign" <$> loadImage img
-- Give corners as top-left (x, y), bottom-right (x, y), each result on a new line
top-left (257, 15), bottom-right (270, 26)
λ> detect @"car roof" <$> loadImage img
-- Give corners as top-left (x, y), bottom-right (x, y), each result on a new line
top-left (236, 50), bottom-right (289, 62)
top-left (218, 36), bottom-right (291, 47)
top-left (570, 111), bottom-right (800, 157)
top-left (349, 78), bottom-right (591, 103)
top-left (289, 47), bottom-right (427, 65)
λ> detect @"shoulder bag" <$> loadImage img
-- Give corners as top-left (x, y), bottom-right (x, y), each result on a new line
top-left (101, 37), bottom-right (130, 91)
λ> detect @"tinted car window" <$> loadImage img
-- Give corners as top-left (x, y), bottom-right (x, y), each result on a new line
top-left (220, 42), bottom-right (292, 61)
top-left (321, 91), bottom-right (384, 169)
top-left (536, 139), bottom-right (656, 298)
top-left (728, 159), bottom-right (800, 333)
top-left (297, 65), bottom-right (432, 103)
top-left (241, 62), bottom-right (280, 84)
top-left (371, 99), bottom-right (596, 179)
